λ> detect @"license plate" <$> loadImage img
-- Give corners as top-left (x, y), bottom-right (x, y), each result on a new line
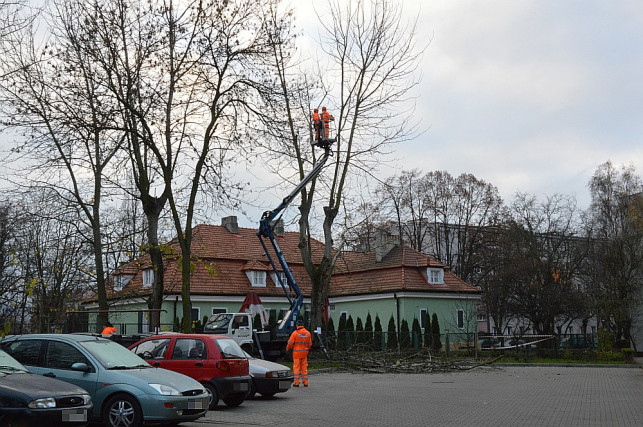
top-left (233, 382), bottom-right (248, 392)
top-left (187, 398), bottom-right (205, 410)
top-left (62, 408), bottom-right (87, 422)
top-left (279, 380), bottom-right (292, 389)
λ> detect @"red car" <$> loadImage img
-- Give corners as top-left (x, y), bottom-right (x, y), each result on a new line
top-left (129, 334), bottom-right (251, 410)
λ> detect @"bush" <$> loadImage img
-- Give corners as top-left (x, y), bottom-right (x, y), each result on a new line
top-left (374, 315), bottom-right (383, 349)
top-left (621, 348), bottom-right (635, 362)
top-left (400, 319), bottom-right (411, 349)
top-left (424, 314), bottom-right (432, 349)
top-left (386, 316), bottom-right (398, 350)
top-left (431, 313), bottom-right (442, 352)
top-left (596, 350), bottom-right (623, 362)
top-left (412, 318), bottom-right (422, 348)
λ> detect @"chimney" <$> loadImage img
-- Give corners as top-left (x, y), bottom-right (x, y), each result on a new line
top-left (375, 230), bottom-right (397, 262)
top-left (271, 218), bottom-right (284, 237)
top-left (221, 216), bottom-right (239, 234)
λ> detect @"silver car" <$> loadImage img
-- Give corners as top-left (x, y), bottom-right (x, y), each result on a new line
top-left (1, 334), bottom-right (209, 427)
top-left (244, 351), bottom-right (293, 398)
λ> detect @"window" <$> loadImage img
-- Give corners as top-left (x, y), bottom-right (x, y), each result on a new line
top-left (191, 307), bottom-right (200, 323)
top-left (172, 338), bottom-right (205, 360)
top-left (132, 338), bottom-right (171, 360)
top-left (45, 341), bottom-right (91, 370)
top-left (278, 272), bottom-right (287, 287)
top-left (456, 309), bottom-right (464, 329)
top-left (427, 268), bottom-right (444, 284)
top-left (420, 309), bottom-right (428, 329)
top-left (114, 275), bottom-right (124, 291)
top-left (142, 269), bottom-right (154, 288)
top-left (138, 311), bottom-right (149, 334)
top-left (5, 340), bottom-right (43, 366)
top-left (252, 271), bottom-right (266, 287)
top-left (477, 313), bottom-right (486, 322)
top-left (212, 308), bottom-right (227, 315)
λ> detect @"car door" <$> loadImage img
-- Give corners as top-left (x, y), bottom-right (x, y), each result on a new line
top-left (162, 337), bottom-right (209, 382)
top-left (131, 337), bottom-right (172, 368)
top-left (35, 339), bottom-right (99, 397)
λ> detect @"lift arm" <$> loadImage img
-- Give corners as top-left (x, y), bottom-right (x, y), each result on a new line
top-left (257, 143), bottom-right (334, 334)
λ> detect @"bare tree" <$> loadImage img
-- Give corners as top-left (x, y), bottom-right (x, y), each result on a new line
top-left (503, 193), bottom-right (587, 336)
top-left (0, 3), bottom-right (125, 328)
top-left (302, 0), bottom-right (423, 329)
top-left (586, 161), bottom-right (642, 349)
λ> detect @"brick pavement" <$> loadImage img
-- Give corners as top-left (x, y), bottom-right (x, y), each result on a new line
top-left (182, 365), bottom-right (642, 427)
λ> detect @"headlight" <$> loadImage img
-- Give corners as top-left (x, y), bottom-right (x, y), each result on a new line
top-left (149, 383), bottom-right (182, 396)
top-left (265, 371), bottom-right (278, 378)
top-left (28, 398), bottom-right (56, 409)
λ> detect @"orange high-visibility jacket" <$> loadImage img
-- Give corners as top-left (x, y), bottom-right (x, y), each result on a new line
top-left (312, 111), bottom-right (320, 124)
top-left (321, 110), bottom-right (334, 124)
top-left (286, 326), bottom-right (312, 358)
top-left (101, 326), bottom-right (117, 335)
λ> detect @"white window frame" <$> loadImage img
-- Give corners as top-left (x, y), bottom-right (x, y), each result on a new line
top-left (427, 268), bottom-right (444, 284)
top-left (142, 269), bottom-right (154, 288)
top-left (456, 309), bottom-right (465, 329)
top-left (252, 271), bottom-right (266, 287)
top-left (114, 275), bottom-right (124, 291)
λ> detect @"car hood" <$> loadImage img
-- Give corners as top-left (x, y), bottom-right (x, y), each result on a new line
top-left (0, 372), bottom-right (88, 400)
top-left (248, 358), bottom-right (291, 375)
top-left (99, 367), bottom-right (204, 392)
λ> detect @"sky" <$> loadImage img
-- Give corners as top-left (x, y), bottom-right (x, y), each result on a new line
top-left (1, 0), bottom-right (641, 231)
top-left (289, 0), bottom-right (642, 215)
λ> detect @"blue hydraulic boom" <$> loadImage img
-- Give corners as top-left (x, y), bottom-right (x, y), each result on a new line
top-left (257, 129), bottom-right (335, 335)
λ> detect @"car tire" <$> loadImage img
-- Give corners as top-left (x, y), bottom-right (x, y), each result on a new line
top-left (204, 382), bottom-right (219, 410)
top-left (246, 379), bottom-right (256, 399)
top-left (223, 395), bottom-right (245, 407)
top-left (102, 393), bottom-right (143, 427)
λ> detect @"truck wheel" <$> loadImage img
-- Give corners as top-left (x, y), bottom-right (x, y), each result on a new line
top-left (203, 383), bottom-right (219, 410)
top-left (246, 379), bottom-right (256, 399)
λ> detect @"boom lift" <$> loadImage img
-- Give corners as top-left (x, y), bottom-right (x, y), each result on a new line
top-left (204, 113), bottom-right (335, 359)
top-left (257, 121), bottom-right (335, 335)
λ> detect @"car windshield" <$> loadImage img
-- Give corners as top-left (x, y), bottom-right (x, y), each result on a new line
top-left (213, 338), bottom-right (246, 359)
top-left (204, 313), bottom-right (232, 333)
top-left (80, 340), bottom-right (150, 369)
top-left (0, 349), bottom-right (28, 374)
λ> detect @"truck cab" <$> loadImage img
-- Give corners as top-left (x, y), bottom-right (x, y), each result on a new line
top-left (204, 313), bottom-right (254, 353)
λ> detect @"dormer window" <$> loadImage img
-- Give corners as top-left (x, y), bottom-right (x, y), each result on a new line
top-left (252, 271), bottom-right (266, 287)
top-left (114, 275), bottom-right (124, 291)
top-left (427, 268), bottom-right (444, 285)
top-left (142, 269), bottom-right (154, 288)
top-left (271, 271), bottom-right (288, 288)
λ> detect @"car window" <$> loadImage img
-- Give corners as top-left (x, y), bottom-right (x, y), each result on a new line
top-left (0, 349), bottom-right (29, 373)
top-left (213, 338), bottom-right (245, 359)
top-left (132, 338), bottom-right (171, 360)
top-left (172, 338), bottom-right (206, 360)
top-left (80, 339), bottom-right (149, 369)
top-left (45, 341), bottom-right (92, 370)
top-left (3, 340), bottom-right (43, 366)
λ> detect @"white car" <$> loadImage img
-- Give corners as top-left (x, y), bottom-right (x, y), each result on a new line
top-left (244, 351), bottom-right (294, 398)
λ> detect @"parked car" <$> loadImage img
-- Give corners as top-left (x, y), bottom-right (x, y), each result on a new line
top-left (0, 349), bottom-right (92, 426)
top-left (243, 351), bottom-right (293, 399)
top-left (1, 334), bottom-right (208, 427)
top-left (129, 333), bottom-right (251, 410)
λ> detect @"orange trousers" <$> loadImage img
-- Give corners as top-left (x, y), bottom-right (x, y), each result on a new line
top-left (293, 355), bottom-right (309, 386)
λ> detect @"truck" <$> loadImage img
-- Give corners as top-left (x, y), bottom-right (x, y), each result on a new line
top-left (204, 118), bottom-right (336, 360)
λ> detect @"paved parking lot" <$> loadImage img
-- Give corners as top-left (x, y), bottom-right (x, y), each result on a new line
top-left (183, 365), bottom-right (642, 427)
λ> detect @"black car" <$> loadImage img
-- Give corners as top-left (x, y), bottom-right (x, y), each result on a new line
top-left (0, 349), bottom-right (92, 426)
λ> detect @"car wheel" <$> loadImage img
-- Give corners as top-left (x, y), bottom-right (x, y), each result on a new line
top-left (103, 393), bottom-right (142, 427)
top-left (204, 382), bottom-right (219, 410)
top-left (260, 392), bottom-right (275, 398)
top-left (223, 395), bottom-right (245, 407)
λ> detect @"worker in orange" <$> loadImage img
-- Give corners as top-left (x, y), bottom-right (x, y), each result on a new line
top-left (321, 106), bottom-right (334, 139)
top-left (101, 321), bottom-right (117, 336)
top-left (312, 108), bottom-right (321, 141)
top-left (286, 318), bottom-right (312, 387)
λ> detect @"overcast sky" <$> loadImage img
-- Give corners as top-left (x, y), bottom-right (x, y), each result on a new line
top-left (291, 0), bottom-right (642, 214)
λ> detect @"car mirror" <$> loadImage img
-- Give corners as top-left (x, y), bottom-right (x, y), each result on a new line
top-left (71, 362), bottom-right (91, 372)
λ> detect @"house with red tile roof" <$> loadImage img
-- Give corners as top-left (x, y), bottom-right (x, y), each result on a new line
top-left (86, 216), bottom-right (482, 344)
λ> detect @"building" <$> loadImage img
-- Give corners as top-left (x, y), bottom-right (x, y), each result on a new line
top-left (84, 216), bottom-right (481, 343)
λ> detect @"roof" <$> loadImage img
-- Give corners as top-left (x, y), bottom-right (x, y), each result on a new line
top-left (107, 222), bottom-right (480, 300)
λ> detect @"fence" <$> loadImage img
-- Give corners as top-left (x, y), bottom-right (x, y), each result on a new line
top-left (318, 330), bottom-right (597, 357)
